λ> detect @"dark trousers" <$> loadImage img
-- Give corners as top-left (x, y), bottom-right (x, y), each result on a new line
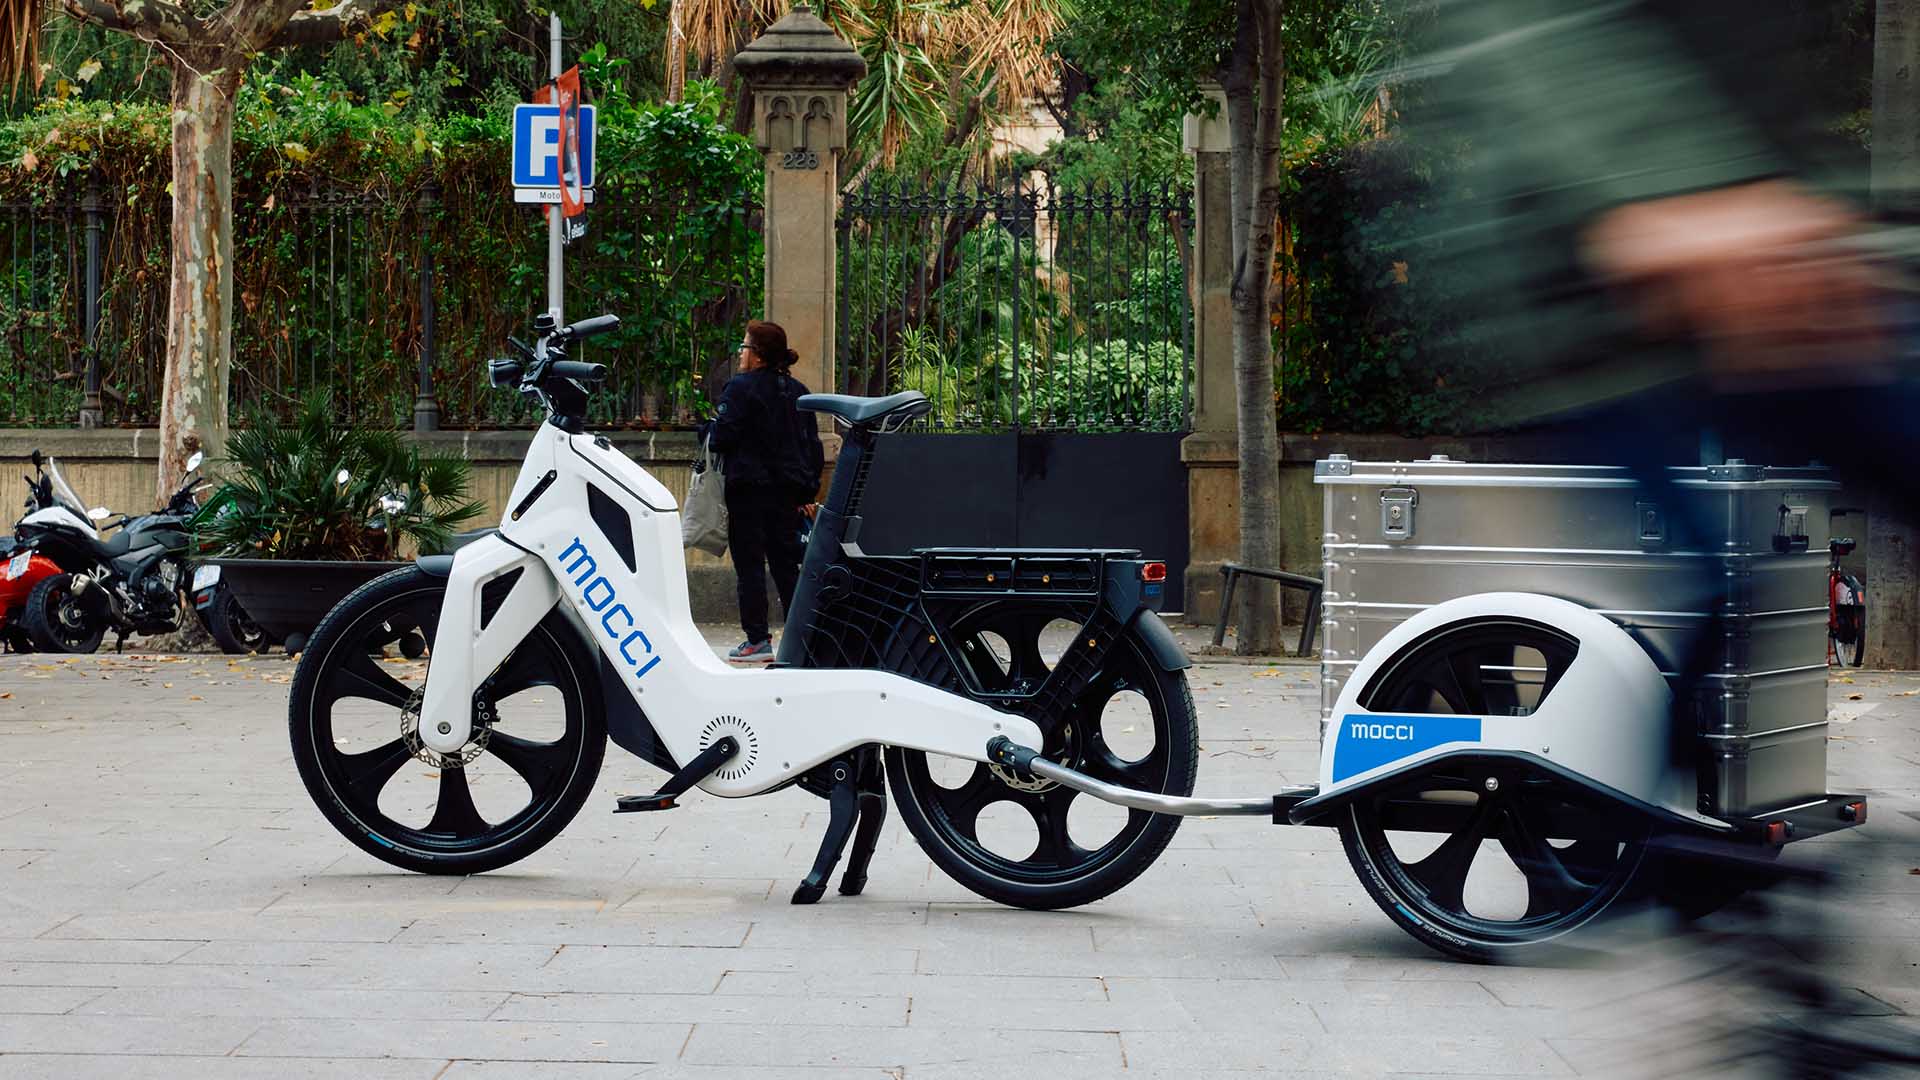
top-left (727, 483), bottom-right (803, 643)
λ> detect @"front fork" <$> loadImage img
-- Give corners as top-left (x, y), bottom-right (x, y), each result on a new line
top-left (417, 535), bottom-right (559, 755)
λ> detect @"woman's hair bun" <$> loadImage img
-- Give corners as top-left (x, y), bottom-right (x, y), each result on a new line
top-left (785, 348), bottom-right (800, 366)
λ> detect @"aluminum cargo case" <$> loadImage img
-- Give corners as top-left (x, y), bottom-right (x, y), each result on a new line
top-left (1317, 455), bottom-right (1836, 818)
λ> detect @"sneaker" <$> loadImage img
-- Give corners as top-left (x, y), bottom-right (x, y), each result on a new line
top-left (728, 638), bottom-right (775, 663)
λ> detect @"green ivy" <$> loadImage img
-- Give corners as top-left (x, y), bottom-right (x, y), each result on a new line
top-left (0, 68), bottom-right (760, 429)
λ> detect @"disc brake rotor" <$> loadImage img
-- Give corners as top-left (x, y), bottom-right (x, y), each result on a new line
top-left (399, 688), bottom-right (490, 768)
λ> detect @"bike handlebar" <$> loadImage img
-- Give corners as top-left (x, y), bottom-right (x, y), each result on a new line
top-left (549, 360), bottom-right (607, 385)
top-left (556, 313), bottom-right (621, 344)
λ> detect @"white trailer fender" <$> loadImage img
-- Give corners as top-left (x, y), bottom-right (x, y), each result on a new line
top-left (1311, 592), bottom-right (1726, 830)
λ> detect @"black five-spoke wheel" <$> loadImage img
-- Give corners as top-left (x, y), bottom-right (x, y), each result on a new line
top-left (289, 566), bottom-right (604, 875)
top-left (887, 601), bottom-right (1198, 910)
top-left (1336, 619), bottom-right (1648, 961)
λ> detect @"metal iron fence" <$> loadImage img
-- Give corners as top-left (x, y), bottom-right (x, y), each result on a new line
top-left (836, 176), bottom-right (1193, 433)
top-left (1, 185), bottom-right (760, 429)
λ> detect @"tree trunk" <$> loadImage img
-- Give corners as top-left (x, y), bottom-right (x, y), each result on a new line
top-left (665, 0), bottom-right (688, 102)
top-left (1869, 0), bottom-right (1920, 666)
top-left (1226, 0), bottom-right (1286, 655)
top-left (158, 61), bottom-right (239, 502)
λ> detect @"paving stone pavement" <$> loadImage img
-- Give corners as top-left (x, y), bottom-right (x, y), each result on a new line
top-left (0, 637), bottom-right (1915, 1078)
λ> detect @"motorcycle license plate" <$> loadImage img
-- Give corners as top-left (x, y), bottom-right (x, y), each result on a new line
top-left (5, 552), bottom-right (28, 580)
top-left (192, 564), bottom-right (220, 591)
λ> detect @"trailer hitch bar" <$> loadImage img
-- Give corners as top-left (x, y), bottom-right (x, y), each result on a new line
top-left (985, 736), bottom-right (1304, 817)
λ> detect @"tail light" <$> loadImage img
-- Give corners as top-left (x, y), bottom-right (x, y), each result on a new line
top-left (1140, 562), bottom-right (1167, 583)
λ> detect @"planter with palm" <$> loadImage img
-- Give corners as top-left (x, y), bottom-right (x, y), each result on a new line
top-left (197, 391), bottom-right (486, 654)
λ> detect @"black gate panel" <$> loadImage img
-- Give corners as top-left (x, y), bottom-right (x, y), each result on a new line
top-left (852, 431), bottom-right (1187, 611)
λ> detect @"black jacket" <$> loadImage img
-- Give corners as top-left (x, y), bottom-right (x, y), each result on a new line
top-left (702, 368), bottom-right (824, 500)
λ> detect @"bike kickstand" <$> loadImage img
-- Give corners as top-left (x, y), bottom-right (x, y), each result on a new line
top-left (838, 752), bottom-right (886, 897)
top-left (792, 757), bottom-right (860, 905)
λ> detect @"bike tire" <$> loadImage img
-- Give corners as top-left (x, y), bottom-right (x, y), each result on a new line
top-left (289, 566), bottom-right (605, 875)
top-left (887, 611), bottom-right (1198, 910)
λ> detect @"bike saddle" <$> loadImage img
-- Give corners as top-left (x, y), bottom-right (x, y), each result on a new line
top-left (796, 391), bottom-right (931, 429)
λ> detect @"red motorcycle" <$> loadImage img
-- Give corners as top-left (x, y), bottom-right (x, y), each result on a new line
top-left (1829, 507), bottom-right (1867, 667)
top-left (2, 454), bottom-right (78, 651)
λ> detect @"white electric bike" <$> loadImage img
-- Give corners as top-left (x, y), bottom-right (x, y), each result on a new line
top-left (289, 312), bottom-right (1231, 907)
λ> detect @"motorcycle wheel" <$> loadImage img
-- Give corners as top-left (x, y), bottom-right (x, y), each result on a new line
top-left (204, 583), bottom-right (273, 654)
top-left (886, 602), bottom-right (1198, 910)
top-left (288, 566), bottom-right (605, 875)
top-left (22, 574), bottom-right (106, 654)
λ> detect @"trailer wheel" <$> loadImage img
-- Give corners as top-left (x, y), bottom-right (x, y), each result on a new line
top-left (1336, 619), bottom-right (1648, 962)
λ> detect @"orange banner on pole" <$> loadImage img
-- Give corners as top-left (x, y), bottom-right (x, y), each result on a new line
top-left (554, 66), bottom-right (586, 220)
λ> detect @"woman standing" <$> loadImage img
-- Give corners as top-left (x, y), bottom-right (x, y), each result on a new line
top-left (702, 321), bottom-right (824, 662)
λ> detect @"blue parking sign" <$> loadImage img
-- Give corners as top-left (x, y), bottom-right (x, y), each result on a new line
top-left (512, 104), bottom-right (596, 190)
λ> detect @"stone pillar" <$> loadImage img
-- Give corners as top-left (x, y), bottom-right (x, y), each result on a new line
top-left (1181, 85), bottom-right (1241, 626)
top-left (732, 5), bottom-right (866, 398)
top-left (1867, 490), bottom-right (1920, 669)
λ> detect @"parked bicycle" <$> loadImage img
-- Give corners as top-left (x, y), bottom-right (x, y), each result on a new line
top-left (1828, 507), bottom-right (1867, 667)
top-left (289, 311), bottom-right (1200, 907)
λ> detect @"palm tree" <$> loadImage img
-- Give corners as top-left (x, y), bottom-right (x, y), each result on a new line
top-left (680, 0), bottom-right (1066, 176)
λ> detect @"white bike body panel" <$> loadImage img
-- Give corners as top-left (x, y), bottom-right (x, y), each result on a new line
top-left (20, 505), bottom-right (98, 539)
top-left (418, 425), bottom-right (1044, 795)
top-left (1317, 591), bottom-right (1726, 830)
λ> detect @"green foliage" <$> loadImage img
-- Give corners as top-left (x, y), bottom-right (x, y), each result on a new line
top-left (6, 0), bottom-right (677, 123)
top-left (838, 175), bottom-right (1191, 431)
top-left (201, 390), bottom-right (485, 561)
top-left (0, 67), bottom-right (760, 429)
top-left (1278, 137), bottom-right (1475, 434)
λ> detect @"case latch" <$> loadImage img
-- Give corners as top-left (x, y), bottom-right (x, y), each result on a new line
top-left (1380, 487), bottom-right (1418, 541)
top-left (1635, 501), bottom-right (1667, 550)
top-left (1772, 495), bottom-right (1810, 554)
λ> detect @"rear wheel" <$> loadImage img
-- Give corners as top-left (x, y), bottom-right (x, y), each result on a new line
top-left (887, 604), bottom-right (1198, 910)
top-left (204, 583), bottom-right (273, 654)
top-left (288, 567), bottom-right (604, 875)
top-left (1335, 619), bottom-right (1648, 961)
top-left (23, 574), bottom-right (105, 654)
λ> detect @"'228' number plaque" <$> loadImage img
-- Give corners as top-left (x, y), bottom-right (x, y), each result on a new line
top-left (780, 150), bottom-right (820, 170)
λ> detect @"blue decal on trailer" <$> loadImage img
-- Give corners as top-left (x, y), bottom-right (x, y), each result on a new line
top-left (1332, 714), bottom-right (1483, 783)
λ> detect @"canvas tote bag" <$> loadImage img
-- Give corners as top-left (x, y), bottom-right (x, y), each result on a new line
top-left (681, 434), bottom-right (729, 556)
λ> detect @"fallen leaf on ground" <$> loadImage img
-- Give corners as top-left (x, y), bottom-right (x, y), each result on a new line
top-left (1848, 693), bottom-right (1864, 700)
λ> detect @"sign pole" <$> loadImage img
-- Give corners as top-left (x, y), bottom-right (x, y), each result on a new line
top-left (546, 13), bottom-right (564, 325)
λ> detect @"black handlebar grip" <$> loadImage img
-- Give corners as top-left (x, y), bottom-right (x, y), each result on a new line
top-left (488, 357), bottom-right (524, 388)
top-left (563, 313), bottom-right (622, 342)
top-left (549, 360), bottom-right (608, 384)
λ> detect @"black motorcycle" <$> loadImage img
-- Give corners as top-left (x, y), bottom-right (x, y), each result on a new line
top-left (22, 452), bottom-right (208, 653)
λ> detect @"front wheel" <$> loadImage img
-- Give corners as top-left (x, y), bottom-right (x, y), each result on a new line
top-left (23, 574), bottom-right (105, 654)
top-left (288, 566), bottom-right (605, 875)
top-left (887, 606), bottom-right (1199, 910)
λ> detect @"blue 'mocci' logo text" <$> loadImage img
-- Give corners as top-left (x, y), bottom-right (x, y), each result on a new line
top-left (1330, 713), bottom-right (1481, 783)
top-left (559, 537), bottom-right (660, 679)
